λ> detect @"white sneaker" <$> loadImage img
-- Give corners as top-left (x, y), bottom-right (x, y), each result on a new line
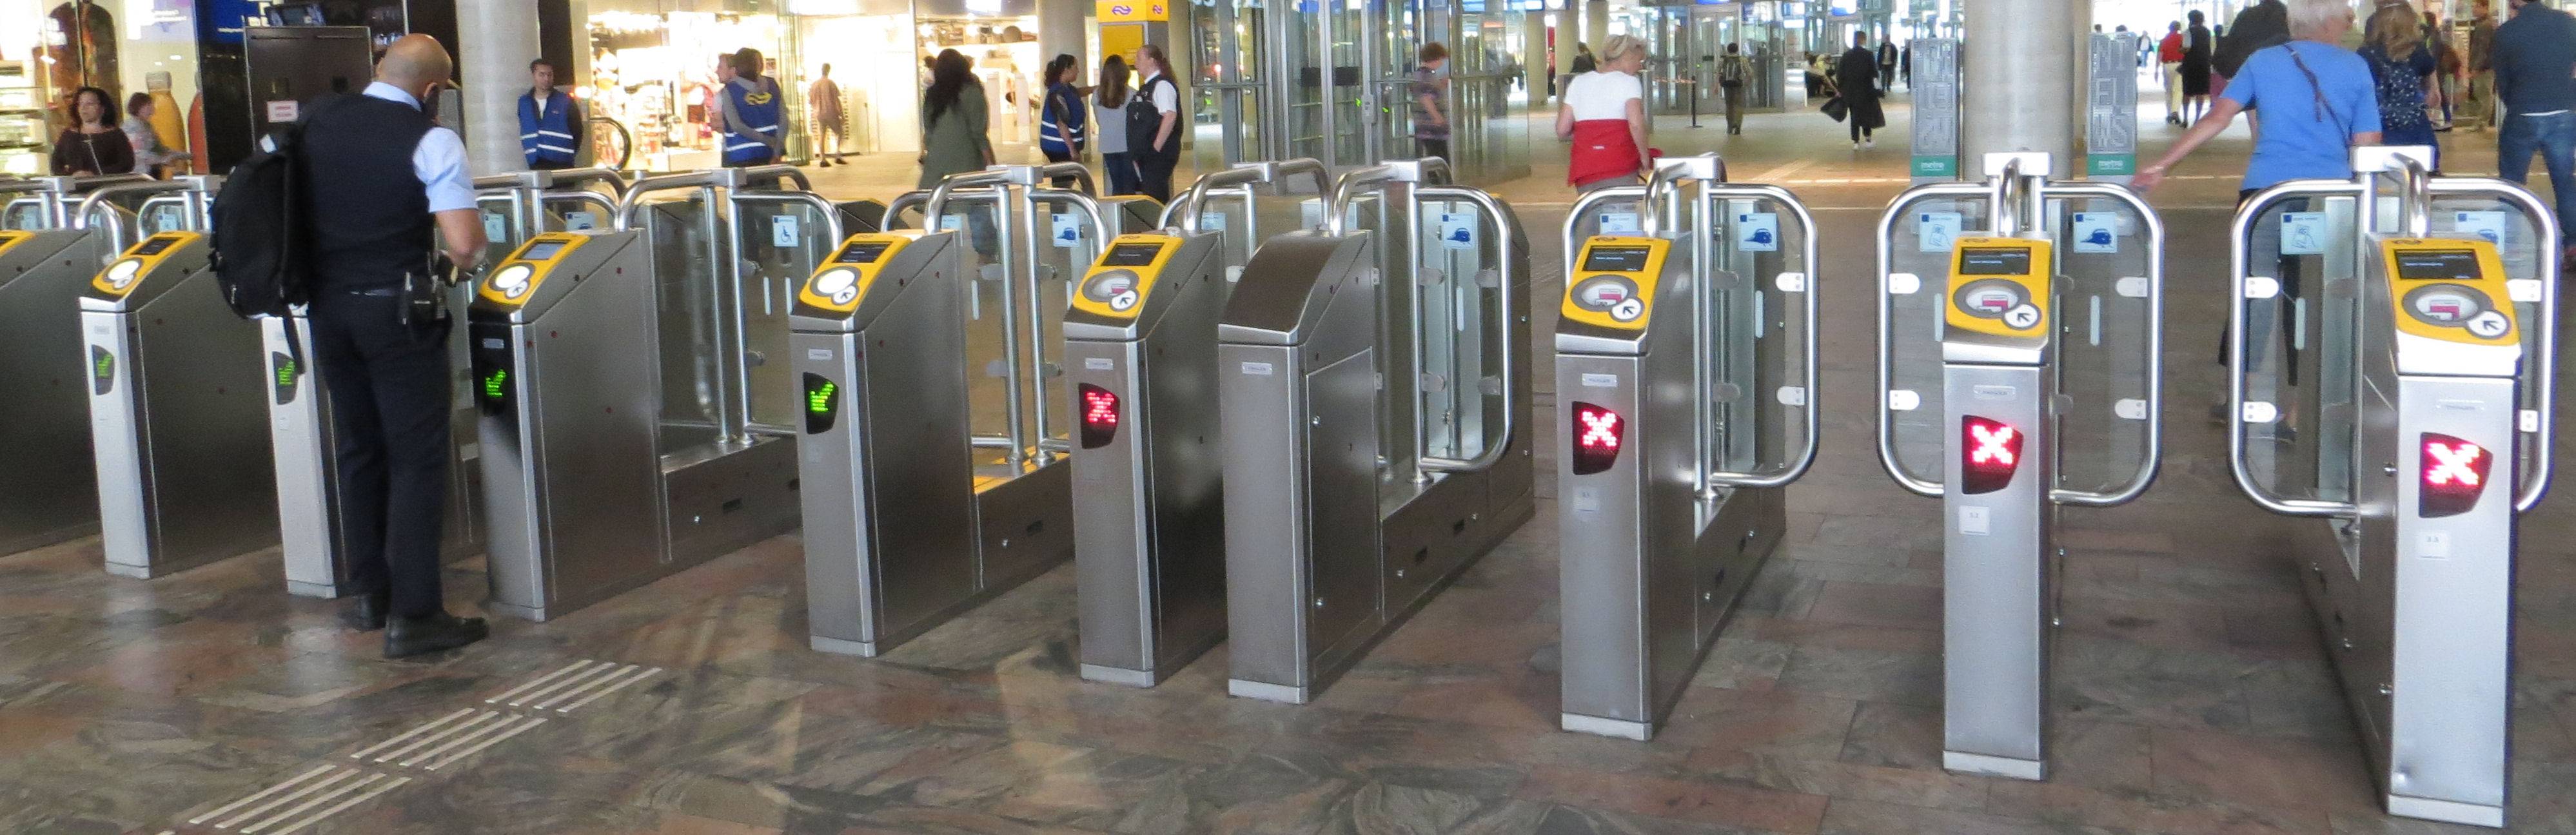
top-left (1865, 139), bottom-right (1876, 149)
top-left (1853, 141), bottom-right (1863, 150)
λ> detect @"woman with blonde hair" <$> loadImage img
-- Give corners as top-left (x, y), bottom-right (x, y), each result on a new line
top-left (1556, 34), bottom-right (1651, 192)
top-left (2359, 3), bottom-right (2443, 167)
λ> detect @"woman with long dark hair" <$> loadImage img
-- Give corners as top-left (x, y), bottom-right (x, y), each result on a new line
top-left (1037, 53), bottom-right (1087, 188)
top-left (918, 48), bottom-right (994, 188)
top-left (1093, 55), bottom-right (1137, 195)
top-left (50, 86), bottom-right (132, 176)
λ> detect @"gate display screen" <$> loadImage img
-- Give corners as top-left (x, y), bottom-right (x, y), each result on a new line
top-left (1958, 248), bottom-right (2032, 275)
top-left (2395, 250), bottom-right (2482, 281)
top-left (132, 236), bottom-right (180, 257)
top-left (1101, 243), bottom-right (1164, 266)
top-left (1582, 246), bottom-right (1653, 272)
top-left (834, 241), bottom-right (891, 263)
top-left (515, 241), bottom-right (565, 262)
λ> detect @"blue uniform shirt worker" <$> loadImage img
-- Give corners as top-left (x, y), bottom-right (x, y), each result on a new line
top-left (720, 48), bottom-right (785, 167)
top-left (517, 59), bottom-right (583, 170)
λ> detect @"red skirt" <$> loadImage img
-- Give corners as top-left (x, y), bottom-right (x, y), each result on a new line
top-left (1568, 119), bottom-right (1642, 188)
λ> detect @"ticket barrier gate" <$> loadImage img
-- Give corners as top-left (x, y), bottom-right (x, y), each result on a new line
top-left (2226, 148), bottom-right (2559, 828)
top-left (253, 170), bottom-right (632, 599)
top-left (1068, 159), bottom-right (1332, 686)
top-left (794, 164), bottom-right (1160, 656)
top-left (0, 176), bottom-right (202, 558)
top-left (1554, 155), bottom-right (1822, 739)
top-left (1874, 153), bottom-right (2165, 780)
top-left (472, 165), bottom-right (847, 621)
top-left (1217, 159), bottom-right (1533, 703)
top-left (74, 179), bottom-right (291, 578)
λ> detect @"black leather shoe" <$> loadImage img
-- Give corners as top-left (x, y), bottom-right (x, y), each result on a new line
top-left (344, 592), bottom-right (391, 632)
top-left (384, 613), bottom-right (489, 659)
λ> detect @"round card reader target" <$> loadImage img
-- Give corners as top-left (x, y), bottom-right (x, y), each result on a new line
top-left (1571, 275), bottom-right (1644, 322)
top-left (102, 259), bottom-right (141, 290)
top-left (1084, 270), bottom-right (1143, 312)
top-left (811, 267), bottom-right (862, 306)
top-left (489, 264), bottom-right (536, 300)
top-left (1954, 279), bottom-right (2039, 329)
top-left (2401, 284), bottom-right (2507, 337)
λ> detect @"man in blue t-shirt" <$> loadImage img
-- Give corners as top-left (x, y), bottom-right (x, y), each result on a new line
top-left (2134, 0), bottom-right (2383, 196)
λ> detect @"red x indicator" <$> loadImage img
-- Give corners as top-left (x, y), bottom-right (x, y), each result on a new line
top-left (1078, 384), bottom-right (1120, 449)
top-left (1571, 402), bottom-right (1624, 475)
top-left (1961, 415), bottom-right (2023, 495)
top-left (2419, 433), bottom-right (2492, 518)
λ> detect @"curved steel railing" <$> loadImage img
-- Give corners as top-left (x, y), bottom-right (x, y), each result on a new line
top-left (2041, 181), bottom-right (2166, 508)
top-left (1413, 184), bottom-right (1521, 476)
top-left (2225, 179), bottom-right (2366, 518)
top-left (1874, 182), bottom-right (1989, 497)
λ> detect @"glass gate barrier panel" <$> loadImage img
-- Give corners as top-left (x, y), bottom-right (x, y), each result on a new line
top-left (800, 164), bottom-right (1161, 658)
top-left (475, 166), bottom-right (828, 622)
top-left (1874, 153), bottom-right (2163, 781)
top-left (1555, 155), bottom-right (1821, 740)
top-left (1219, 161), bottom-right (1532, 705)
top-left (2225, 147), bottom-right (2559, 829)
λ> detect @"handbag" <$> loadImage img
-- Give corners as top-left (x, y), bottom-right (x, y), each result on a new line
top-left (1822, 97), bottom-right (1849, 123)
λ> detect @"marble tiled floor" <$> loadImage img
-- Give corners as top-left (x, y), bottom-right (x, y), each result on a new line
top-left (5, 105), bottom-right (2574, 834)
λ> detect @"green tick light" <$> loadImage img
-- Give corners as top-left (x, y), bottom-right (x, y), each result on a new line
top-left (482, 369), bottom-right (509, 400)
top-left (808, 381), bottom-right (838, 415)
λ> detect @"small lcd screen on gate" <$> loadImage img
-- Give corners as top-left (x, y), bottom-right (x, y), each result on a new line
top-left (1100, 242), bottom-right (1164, 266)
top-left (2395, 250), bottom-right (2483, 281)
top-left (132, 235), bottom-right (181, 257)
top-left (834, 241), bottom-right (892, 263)
top-left (1582, 246), bottom-right (1653, 272)
top-left (515, 241), bottom-right (566, 262)
top-left (1958, 248), bottom-right (2033, 275)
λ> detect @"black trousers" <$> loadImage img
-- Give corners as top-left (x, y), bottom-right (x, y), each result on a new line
top-left (1417, 138), bottom-right (1450, 162)
top-left (310, 289), bottom-right (453, 619)
top-left (1136, 150), bottom-right (1178, 202)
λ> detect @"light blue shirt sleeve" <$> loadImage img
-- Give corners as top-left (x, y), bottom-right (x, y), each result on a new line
top-left (413, 126), bottom-right (477, 213)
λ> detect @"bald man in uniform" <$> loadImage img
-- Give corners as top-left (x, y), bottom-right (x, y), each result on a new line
top-left (298, 34), bottom-right (491, 658)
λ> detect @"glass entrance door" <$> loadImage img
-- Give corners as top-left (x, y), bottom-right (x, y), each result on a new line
top-left (1190, 0), bottom-right (1271, 171)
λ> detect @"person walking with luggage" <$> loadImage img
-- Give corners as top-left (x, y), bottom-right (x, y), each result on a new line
top-left (1718, 43), bottom-right (1751, 135)
top-left (2492, 0), bottom-right (2576, 262)
top-left (1838, 31), bottom-right (1886, 150)
top-left (296, 34), bottom-right (491, 657)
top-left (517, 59), bottom-right (582, 171)
top-left (1558, 35), bottom-right (1650, 192)
top-left (1127, 44), bottom-right (1182, 202)
top-left (718, 48), bottom-right (785, 167)
top-left (1412, 43), bottom-right (1452, 161)
top-left (1094, 55), bottom-right (1137, 196)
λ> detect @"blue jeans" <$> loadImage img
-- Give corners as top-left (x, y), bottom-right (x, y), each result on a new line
top-left (1102, 152), bottom-right (1140, 196)
top-left (2497, 110), bottom-right (2576, 246)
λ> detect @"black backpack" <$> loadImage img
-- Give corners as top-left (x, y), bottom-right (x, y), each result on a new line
top-left (210, 95), bottom-right (338, 319)
top-left (1126, 75), bottom-right (1175, 159)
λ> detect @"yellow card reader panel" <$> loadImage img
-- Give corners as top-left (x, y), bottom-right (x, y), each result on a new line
top-left (800, 232), bottom-right (919, 315)
top-left (477, 233), bottom-right (589, 308)
top-left (1561, 237), bottom-right (1670, 331)
top-left (2381, 238), bottom-right (2517, 346)
top-left (92, 231), bottom-right (203, 298)
top-left (1070, 233), bottom-right (1181, 320)
top-left (1944, 237), bottom-right (2053, 338)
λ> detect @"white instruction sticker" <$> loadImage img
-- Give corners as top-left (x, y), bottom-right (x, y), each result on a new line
top-left (2071, 212), bottom-right (2118, 254)
top-left (1437, 213), bottom-right (1477, 250)
top-left (1918, 212), bottom-right (1961, 253)
top-left (772, 215), bottom-right (800, 248)
top-left (1735, 212), bottom-right (1779, 253)
top-left (565, 211), bottom-right (597, 231)
top-left (2453, 210), bottom-right (2510, 247)
top-left (1240, 361), bottom-right (1274, 376)
top-left (1052, 213), bottom-right (1081, 248)
top-left (2279, 212), bottom-right (2328, 255)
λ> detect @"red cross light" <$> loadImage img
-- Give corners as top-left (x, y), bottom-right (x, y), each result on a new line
top-left (1077, 384), bottom-right (1120, 449)
top-left (1960, 415), bottom-right (2023, 495)
top-left (1571, 402), bottom-right (1625, 475)
top-left (2419, 433), bottom-right (2493, 518)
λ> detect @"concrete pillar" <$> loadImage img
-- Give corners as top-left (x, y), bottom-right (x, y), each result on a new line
top-left (1585, 0), bottom-right (1611, 54)
top-left (458, 0), bottom-right (544, 175)
top-left (1960, 0), bottom-right (2076, 171)
top-left (1526, 11), bottom-right (1552, 104)
top-left (1039, 0), bottom-right (1090, 77)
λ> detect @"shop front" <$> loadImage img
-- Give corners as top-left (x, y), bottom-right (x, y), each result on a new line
top-left (587, 4), bottom-right (795, 172)
top-left (2, 0), bottom-right (202, 177)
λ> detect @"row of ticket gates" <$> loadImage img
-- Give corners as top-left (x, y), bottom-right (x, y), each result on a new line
top-left (0, 146), bottom-right (2559, 827)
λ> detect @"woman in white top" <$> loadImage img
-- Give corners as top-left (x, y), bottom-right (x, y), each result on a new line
top-left (1556, 35), bottom-right (1650, 191)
